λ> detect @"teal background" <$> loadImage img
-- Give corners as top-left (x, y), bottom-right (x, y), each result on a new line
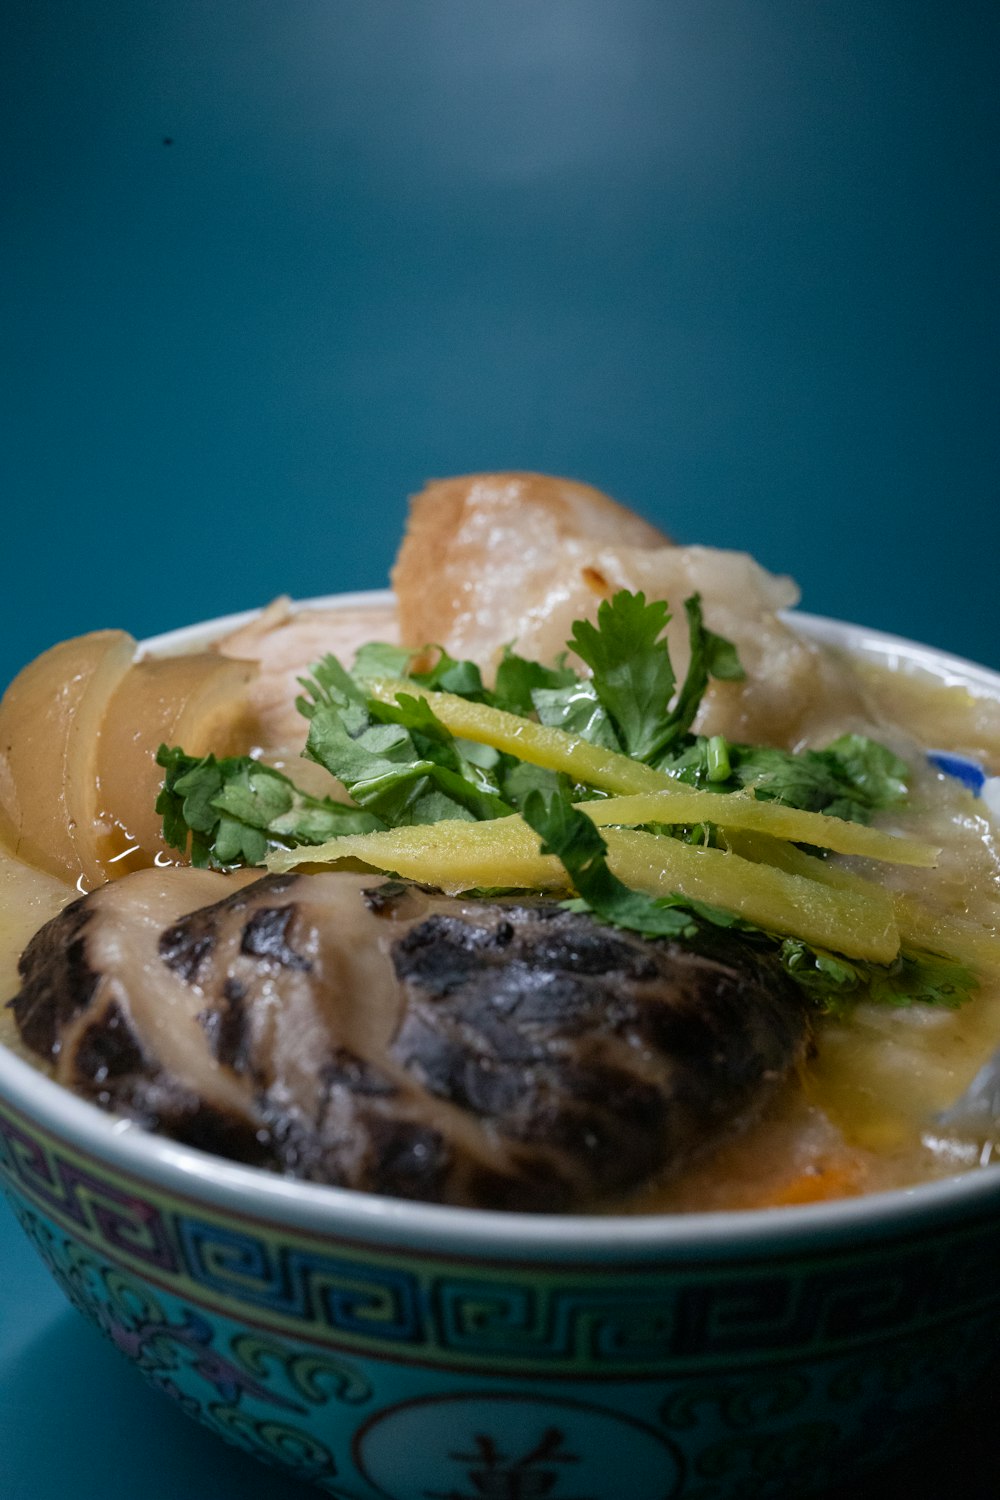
top-left (2, 0), bottom-right (998, 688)
top-left (1, 2), bottom-right (999, 1495)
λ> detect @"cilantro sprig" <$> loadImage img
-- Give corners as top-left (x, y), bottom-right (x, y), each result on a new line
top-left (156, 747), bottom-right (382, 869)
top-left (533, 591), bottom-right (746, 764)
top-left (778, 938), bottom-right (977, 1015)
top-left (662, 734), bottom-right (910, 823)
top-left (520, 789), bottom-right (700, 939)
top-left (520, 787), bottom-right (976, 1014)
top-left (152, 586), bottom-right (968, 1015)
top-left (167, 589), bottom-right (906, 865)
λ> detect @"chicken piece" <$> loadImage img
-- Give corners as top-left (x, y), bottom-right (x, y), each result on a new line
top-left (215, 472), bottom-right (664, 765)
top-left (214, 473), bottom-right (868, 764)
top-left (392, 471), bottom-right (869, 746)
top-left (12, 868), bottom-right (809, 1211)
top-left (392, 471), bottom-right (668, 655)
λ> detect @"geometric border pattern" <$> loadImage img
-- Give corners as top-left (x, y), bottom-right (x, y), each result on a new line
top-left (2, 1096), bottom-right (999, 1378)
top-left (10, 1194), bottom-right (1000, 1500)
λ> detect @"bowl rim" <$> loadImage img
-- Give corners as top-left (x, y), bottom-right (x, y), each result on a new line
top-left (1, 592), bottom-right (998, 1260)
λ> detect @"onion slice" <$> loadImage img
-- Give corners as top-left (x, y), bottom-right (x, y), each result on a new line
top-left (0, 630), bottom-right (136, 881)
top-left (95, 652), bottom-right (257, 876)
top-left (0, 633), bottom-right (257, 886)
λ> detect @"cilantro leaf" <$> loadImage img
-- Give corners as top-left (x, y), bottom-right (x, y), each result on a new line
top-left (652, 594), bottom-right (745, 754)
top-left (295, 653), bottom-right (368, 735)
top-left (370, 691), bottom-right (511, 814)
top-left (305, 685), bottom-right (511, 826)
top-left (520, 788), bottom-right (700, 939)
top-left (778, 939), bottom-right (977, 1015)
top-left (568, 591), bottom-right (677, 761)
top-left (658, 733), bottom-right (910, 825)
top-left (727, 740), bottom-right (909, 823)
top-left (864, 951), bottom-right (978, 1010)
top-left (493, 648), bottom-right (579, 716)
top-left (822, 735), bottom-right (910, 816)
top-left (294, 649), bottom-right (543, 827)
top-left (498, 760), bottom-right (577, 811)
top-left (410, 649), bottom-right (489, 700)
top-left (156, 745), bottom-right (382, 870)
top-left (564, 590), bottom-right (746, 766)
top-left (778, 940), bottom-right (864, 1011)
top-left (350, 641), bottom-right (415, 684)
top-left (532, 680), bottom-right (622, 750)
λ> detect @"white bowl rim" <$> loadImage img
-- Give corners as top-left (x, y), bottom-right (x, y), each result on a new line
top-left (1, 592), bottom-right (998, 1259)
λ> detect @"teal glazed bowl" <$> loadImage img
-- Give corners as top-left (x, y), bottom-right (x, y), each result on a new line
top-left (1, 605), bottom-right (999, 1499)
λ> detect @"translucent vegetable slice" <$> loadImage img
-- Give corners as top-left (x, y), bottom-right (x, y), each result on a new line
top-left (0, 630), bottom-right (136, 881)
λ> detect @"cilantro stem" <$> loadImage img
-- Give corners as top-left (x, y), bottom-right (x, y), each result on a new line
top-left (707, 734), bottom-right (732, 783)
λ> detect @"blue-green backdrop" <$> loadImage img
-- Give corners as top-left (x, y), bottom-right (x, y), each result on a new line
top-left (1, 4), bottom-right (998, 1497)
top-left (3, 0), bottom-right (998, 689)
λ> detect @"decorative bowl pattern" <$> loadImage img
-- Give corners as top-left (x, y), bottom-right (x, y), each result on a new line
top-left (1, 603), bottom-right (999, 1500)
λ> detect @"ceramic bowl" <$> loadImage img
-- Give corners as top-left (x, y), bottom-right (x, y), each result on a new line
top-left (1, 600), bottom-right (999, 1500)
